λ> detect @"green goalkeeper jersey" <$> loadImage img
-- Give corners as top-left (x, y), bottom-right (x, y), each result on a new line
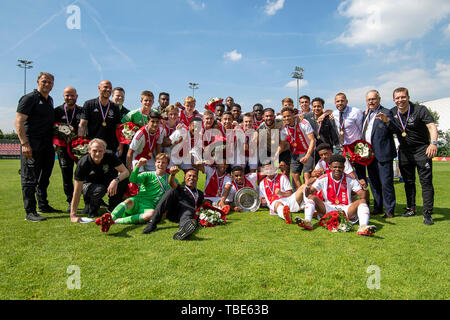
top-left (129, 167), bottom-right (171, 204)
top-left (121, 108), bottom-right (149, 126)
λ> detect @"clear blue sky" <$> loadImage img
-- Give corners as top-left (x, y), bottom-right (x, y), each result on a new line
top-left (1, 0), bottom-right (450, 132)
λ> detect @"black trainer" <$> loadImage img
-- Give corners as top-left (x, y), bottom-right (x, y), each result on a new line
top-left (38, 205), bottom-right (63, 213)
top-left (142, 222), bottom-right (157, 234)
top-left (25, 212), bottom-right (47, 222)
top-left (423, 211), bottom-right (434, 225)
top-left (401, 207), bottom-right (416, 217)
top-left (173, 219), bottom-right (198, 240)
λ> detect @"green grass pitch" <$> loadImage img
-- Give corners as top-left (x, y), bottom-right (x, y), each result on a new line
top-left (0, 159), bottom-right (448, 300)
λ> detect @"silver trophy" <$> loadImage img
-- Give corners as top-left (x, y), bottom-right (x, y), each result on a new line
top-left (233, 187), bottom-right (260, 212)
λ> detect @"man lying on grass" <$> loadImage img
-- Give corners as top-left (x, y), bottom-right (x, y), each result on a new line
top-left (300, 154), bottom-right (376, 236)
top-left (142, 167), bottom-right (205, 240)
top-left (95, 153), bottom-right (177, 233)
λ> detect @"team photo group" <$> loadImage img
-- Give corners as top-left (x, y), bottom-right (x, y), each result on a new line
top-left (15, 72), bottom-right (439, 240)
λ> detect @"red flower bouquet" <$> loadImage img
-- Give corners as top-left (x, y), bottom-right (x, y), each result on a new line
top-left (204, 97), bottom-right (223, 113)
top-left (194, 202), bottom-right (228, 228)
top-left (318, 210), bottom-right (353, 232)
top-left (116, 122), bottom-right (141, 144)
top-left (343, 139), bottom-right (375, 166)
top-left (67, 137), bottom-right (91, 162)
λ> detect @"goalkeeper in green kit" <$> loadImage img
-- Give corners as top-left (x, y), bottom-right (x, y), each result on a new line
top-left (95, 153), bottom-right (177, 232)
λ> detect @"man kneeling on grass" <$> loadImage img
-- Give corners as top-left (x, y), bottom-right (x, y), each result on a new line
top-left (70, 139), bottom-right (129, 223)
top-left (95, 153), bottom-right (177, 232)
top-left (142, 167), bottom-right (205, 240)
top-left (300, 154), bottom-right (376, 236)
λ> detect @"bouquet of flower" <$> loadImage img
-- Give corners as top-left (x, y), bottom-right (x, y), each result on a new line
top-left (204, 97), bottom-right (223, 112)
top-left (194, 202), bottom-right (228, 228)
top-left (53, 122), bottom-right (76, 147)
top-left (343, 139), bottom-right (375, 166)
top-left (116, 122), bottom-right (141, 144)
top-left (67, 137), bottom-right (90, 162)
top-left (318, 210), bottom-right (353, 232)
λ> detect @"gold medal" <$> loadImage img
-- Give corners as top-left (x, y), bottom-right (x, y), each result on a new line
top-left (340, 130), bottom-right (344, 135)
top-left (293, 142), bottom-right (297, 148)
top-left (402, 131), bottom-right (407, 137)
top-left (317, 135), bottom-right (321, 140)
top-left (335, 199), bottom-right (340, 205)
top-left (102, 121), bottom-right (107, 127)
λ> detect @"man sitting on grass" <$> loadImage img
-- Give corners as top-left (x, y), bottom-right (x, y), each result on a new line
top-left (222, 166), bottom-right (258, 212)
top-left (142, 167), bottom-right (204, 240)
top-left (258, 163), bottom-right (308, 224)
top-left (301, 154), bottom-right (376, 236)
top-left (95, 153), bottom-right (176, 232)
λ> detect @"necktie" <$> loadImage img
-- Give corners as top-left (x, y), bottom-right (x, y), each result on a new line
top-left (363, 110), bottom-right (373, 137)
top-left (338, 111), bottom-right (345, 145)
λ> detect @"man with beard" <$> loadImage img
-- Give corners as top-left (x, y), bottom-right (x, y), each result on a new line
top-left (54, 86), bottom-right (82, 212)
top-left (78, 80), bottom-right (122, 155)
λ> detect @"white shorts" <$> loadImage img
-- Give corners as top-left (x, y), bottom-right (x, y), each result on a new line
top-left (325, 203), bottom-right (351, 215)
top-left (271, 193), bottom-right (302, 214)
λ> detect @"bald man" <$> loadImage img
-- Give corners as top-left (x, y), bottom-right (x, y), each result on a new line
top-left (54, 87), bottom-right (83, 212)
top-left (78, 80), bottom-right (122, 155)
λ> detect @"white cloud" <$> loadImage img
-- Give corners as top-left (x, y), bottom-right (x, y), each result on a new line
top-left (264, 0), bottom-right (285, 16)
top-left (443, 23), bottom-right (450, 38)
top-left (224, 50), bottom-right (243, 62)
top-left (327, 62), bottom-right (450, 107)
top-left (334, 0), bottom-right (450, 46)
top-left (261, 99), bottom-right (273, 104)
top-left (285, 79), bottom-right (308, 88)
top-left (365, 41), bottom-right (419, 64)
top-left (187, 0), bottom-right (206, 11)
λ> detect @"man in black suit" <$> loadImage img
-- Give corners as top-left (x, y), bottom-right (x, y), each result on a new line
top-left (363, 90), bottom-right (397, 218)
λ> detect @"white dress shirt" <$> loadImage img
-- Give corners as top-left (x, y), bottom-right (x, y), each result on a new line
top-left (333, 106), bottom-right (363, 145)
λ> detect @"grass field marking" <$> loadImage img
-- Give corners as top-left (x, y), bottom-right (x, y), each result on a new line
top-left (366, 265), bottom-right (381, 290)
top-left (66, 265), bottom-right (81, 290)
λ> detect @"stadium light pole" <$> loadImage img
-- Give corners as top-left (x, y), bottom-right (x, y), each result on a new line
top-left (17, 59), bottom-right (33, 95)
top-left (291, 66), bottom-right (304, 109)
top-left (188, 82), bottom-right (199, 98)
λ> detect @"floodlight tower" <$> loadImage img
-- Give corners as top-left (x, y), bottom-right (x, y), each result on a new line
top-left (17, 59), bottom-right (33, 95)
top-left (291, 66), bottom-right (304, 109)
top-left (188, 82), bottom-right (199, 98)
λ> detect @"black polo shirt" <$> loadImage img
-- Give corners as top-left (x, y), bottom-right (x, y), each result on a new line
top-left (74, 151), bottom-right (122, 185)
top-left (81, 97), bottom-right (121, 150)
top-left (391, 103), bottom-right (435, 161)
top-left (118, 105), bottom-right (130, 120)
top-left (54, 104), bottom-right (82, 134)
top-left (16, 89), bottom-right (54, 140)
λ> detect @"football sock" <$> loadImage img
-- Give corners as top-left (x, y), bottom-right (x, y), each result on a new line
top-left (115, 213), bottom-right (145, 225)
top-left (304, 199), bottom-right (315, 222)
top-left (276, 205), bottom-right (285, 219)
top-left (357, 203), bottom-right (370, 226)
top-left (111, 202), bottom-right (128, 220)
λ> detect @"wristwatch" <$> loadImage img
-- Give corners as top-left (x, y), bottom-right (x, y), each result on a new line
top-left (431, 141), bottom-right (438, 145)
top-left (114, 177), bottom-right (120, 182)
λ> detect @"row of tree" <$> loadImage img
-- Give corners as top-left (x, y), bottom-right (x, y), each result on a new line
top-left (0, 130), bottom-right (19, 140)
